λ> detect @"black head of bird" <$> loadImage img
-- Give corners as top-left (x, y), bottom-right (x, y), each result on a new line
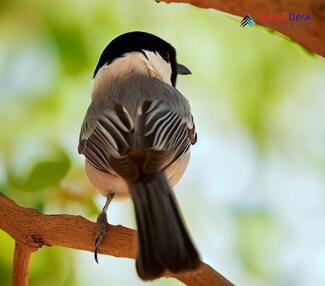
top-left (93, 31), bottom-right (191, 87)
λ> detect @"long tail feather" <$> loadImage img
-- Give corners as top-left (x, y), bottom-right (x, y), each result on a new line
top-left (129, 173), bottom-right (200, 280)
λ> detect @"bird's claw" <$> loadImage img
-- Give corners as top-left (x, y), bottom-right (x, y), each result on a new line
top-left (94, 211), bottom-right (108, 263)
top-left (94, 193), bottom-right (115, 264)
top-left (94, 227), bottom-right (106, 263)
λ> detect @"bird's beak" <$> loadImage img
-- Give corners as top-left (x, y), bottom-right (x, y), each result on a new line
top-left (177, 64), bottom-right (191, 75)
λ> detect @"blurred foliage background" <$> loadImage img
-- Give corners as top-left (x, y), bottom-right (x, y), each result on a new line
top-left (0, 0), bottom-right (325, 285)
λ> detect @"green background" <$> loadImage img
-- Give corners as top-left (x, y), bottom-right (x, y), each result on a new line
top-left (1, 0), bottom-right (325, 285)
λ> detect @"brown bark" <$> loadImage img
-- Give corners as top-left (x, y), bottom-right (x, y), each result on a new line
top-left (156, 0), bottom-right (325, 57)
top-left (0, 193), bottom-right (233, 286)
top-left (12, 243), bottom-right (33, 286)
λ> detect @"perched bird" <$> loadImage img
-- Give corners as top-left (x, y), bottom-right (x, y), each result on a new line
top-left (78, 31), bottom-right (200, 280)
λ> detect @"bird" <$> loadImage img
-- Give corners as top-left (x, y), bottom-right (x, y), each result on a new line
top-left (78, 31), bottom-right (200, 280)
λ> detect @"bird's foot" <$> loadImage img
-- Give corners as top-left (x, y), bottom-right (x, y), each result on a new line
top-left (94, 193), bottom-right (115, 263)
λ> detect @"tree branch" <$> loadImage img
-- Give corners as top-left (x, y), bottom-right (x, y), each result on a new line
top-left (0, 193), bottom-right (233, 286)
top-left (12, 243), bottom-right (33, 286)
top-left (156, 0), bottom-right (325, 57)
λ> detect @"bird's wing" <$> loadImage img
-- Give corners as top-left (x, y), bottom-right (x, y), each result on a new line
top-left (136, 100), bottom-right (196, 175)
top-left (79, 78), bottom-right (197, 181)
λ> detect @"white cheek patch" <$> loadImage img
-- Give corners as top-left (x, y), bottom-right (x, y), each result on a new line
top-left (92, 53), bottom-right (148, 96)
top-left (92, 51), bottom-right (172, 97)
top-left (143, 50), bottom-right (172, 85)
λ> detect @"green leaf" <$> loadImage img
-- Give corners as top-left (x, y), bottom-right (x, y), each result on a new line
top-left (8, 149), bottom-right (71, 192)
